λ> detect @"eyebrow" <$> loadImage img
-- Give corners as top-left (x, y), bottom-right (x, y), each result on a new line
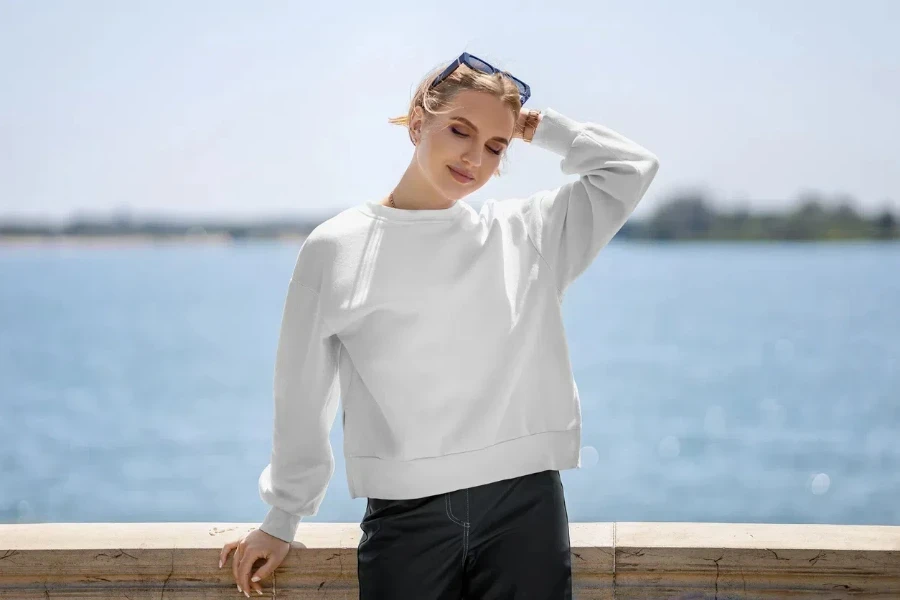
top-left (450, 117), bottom-right (510, 146)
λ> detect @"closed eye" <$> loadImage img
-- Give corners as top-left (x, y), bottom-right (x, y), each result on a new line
top-left (452, 127), bottom-right (503, 156)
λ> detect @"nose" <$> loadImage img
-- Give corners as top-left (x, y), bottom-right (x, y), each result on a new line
top-left (460, 143), bottom-right (482, 169)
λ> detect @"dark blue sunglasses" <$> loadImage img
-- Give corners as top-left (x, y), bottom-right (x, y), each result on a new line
top-left (430, 52), bottom-right (531, 105)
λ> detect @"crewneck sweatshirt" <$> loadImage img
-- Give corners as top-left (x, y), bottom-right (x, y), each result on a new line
top-left (257, 107), bottom-right (659, 543)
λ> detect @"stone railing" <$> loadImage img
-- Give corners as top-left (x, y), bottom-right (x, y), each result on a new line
top-left (1, 522), bottom-right (898, 598)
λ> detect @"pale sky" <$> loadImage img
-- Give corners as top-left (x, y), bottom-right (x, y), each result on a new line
top-left (1, 0), bottom-right (898, 222)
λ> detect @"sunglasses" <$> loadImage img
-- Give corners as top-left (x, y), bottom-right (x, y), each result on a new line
top-left (430, 52), bottom-right (531, 105)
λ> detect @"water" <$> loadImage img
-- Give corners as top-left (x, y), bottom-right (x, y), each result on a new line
top-left (1, 240), bottom-right (898, 527)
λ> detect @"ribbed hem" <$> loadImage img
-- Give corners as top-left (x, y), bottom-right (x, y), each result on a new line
top-left (258, 506), bottom-right (302, 544)
top-left (357, 198), bottom-right (469, 222)
top-left (345, 428), bottom-right (581, 500)
top-left (531, 107), bottom-right (583, 156)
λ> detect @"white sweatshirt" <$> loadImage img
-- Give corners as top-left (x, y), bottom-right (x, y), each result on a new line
top-left (257, 108), bottom-right (659, 543)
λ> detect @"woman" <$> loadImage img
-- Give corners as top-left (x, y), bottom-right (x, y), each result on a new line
top-left (219, 52), bottom-right (659, 598)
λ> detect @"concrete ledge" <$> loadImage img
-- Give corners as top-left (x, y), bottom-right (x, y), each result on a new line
top-left (0, 522), bottom-right (898, 598)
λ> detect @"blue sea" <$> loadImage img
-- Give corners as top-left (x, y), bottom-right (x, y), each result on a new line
top-left (1, 240), bottom-right (898, 527)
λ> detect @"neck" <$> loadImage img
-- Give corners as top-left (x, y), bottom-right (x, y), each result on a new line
top-left (385, 160), bottom-right (455, 210)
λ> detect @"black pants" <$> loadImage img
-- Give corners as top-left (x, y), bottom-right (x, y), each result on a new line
top-left (357, 469), bottom-right (572, 599)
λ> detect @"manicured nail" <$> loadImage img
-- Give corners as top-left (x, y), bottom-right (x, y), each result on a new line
top-left (237, 584), bottom-right (242, 593)
top-left (251, 575), bottom-right (260, 582)
top-left (244, 590), bottom-right (250, 598)
top-left (218, 559), bottom-right (223, 568)
top-left (256, 590), bottom-right (263, 596)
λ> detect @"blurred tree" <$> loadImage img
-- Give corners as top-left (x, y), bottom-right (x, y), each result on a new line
top-left (649, 192), bottom-right (715, 239)
top-left (781, 195), bottom-right (828, 239)
top-left (875, 203), bottom-right (897, 239)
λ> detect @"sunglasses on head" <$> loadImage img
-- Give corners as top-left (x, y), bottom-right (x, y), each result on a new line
top-left (430, 52), bottom-right (531, 106)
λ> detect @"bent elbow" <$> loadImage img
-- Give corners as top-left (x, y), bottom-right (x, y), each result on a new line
top-left (643, 151), bottom-right (660, 179)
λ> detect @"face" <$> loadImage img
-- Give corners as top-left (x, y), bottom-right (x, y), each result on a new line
top-left (409, 89), bottom-right (516, 201)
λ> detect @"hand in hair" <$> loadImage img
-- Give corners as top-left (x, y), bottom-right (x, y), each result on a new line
top-left (514, 109), bottom-right (542, 142)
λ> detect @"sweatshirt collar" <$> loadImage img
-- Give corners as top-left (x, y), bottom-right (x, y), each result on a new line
top-left (358, 198), bottom-right (467, 222)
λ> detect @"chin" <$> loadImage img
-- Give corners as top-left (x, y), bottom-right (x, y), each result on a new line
top-left (432, 180), bottom-right (467, 201)
top-left (427, 167), bottom-right (483, 200)
top-left (446, 185), bottom-right (480, 201)
top-left (447, 175), bottom-right (483, 196)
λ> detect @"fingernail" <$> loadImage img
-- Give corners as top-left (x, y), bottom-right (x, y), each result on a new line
top-left (237, 584), bottom-right (242, 593)
top-left (244, 591), bottom-right (250, 598)
top-left (218, 559), bottom-right (223, 568)
top-left (257, 590), bottom-right (263, 596)
top-left (251, 575), bottom-right (260, 582)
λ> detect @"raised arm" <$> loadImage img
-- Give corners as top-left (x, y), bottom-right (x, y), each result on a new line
top-left (501, 107), bottom-right (659, 295)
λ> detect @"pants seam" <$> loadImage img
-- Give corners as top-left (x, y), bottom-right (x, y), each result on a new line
top-left (463, 489), bottom-right (470, 569)
top-left (445, 494), bottom-right (467, 527)
top-left (446, 491), bottom-right (471, 570)
top-left (462, 522), bottom-right (469, 569)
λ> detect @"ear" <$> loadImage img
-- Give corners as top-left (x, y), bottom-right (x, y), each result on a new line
top-left (409, 106), bottom-right (424, 146)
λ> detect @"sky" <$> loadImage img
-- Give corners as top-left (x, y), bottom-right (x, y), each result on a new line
top-left (1, 0), bottom-right (898, 223)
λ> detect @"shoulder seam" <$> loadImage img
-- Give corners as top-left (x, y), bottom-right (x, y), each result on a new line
top-left (290, 279), bottom-right (321, 296)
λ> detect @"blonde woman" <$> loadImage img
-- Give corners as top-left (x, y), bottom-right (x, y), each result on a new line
top-left (220, 52), bottom-right (659, 598)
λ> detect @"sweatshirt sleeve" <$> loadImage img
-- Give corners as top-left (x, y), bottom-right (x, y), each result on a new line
top-left (257, 270), bottom-right (342, 544)
top-left (506, 107), bottom-right (659, 295)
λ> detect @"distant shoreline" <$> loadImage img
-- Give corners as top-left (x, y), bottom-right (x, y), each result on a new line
top-left (0, 234), bottom-right (896, 247)
top-left (0, 234), bottom-right (310, 247)
top-left (2, 194), bottom-right (896, 244)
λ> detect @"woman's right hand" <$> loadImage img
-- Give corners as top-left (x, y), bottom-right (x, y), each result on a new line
top-left (514, 108), bottom-right (542, 142)
top-left (219, 528), bottom-right (291, 597)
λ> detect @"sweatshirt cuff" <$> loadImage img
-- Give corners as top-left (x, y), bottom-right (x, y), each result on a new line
top-left (530, 107), bottom-right (582, 156)
top-left (259, 506), bottom-right (302, 543)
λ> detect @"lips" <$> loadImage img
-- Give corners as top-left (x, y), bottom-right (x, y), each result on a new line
top-left (448, 165), bottom-right (475, 182)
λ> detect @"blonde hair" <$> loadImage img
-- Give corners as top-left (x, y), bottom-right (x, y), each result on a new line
top-left (389, 59), bottom-right (523, 175)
